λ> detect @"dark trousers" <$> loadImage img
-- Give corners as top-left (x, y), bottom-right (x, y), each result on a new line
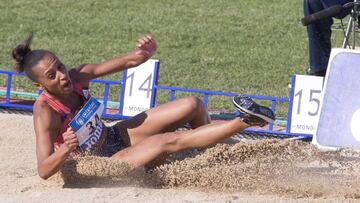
top-left (304, 0), bottom-right (352, 74)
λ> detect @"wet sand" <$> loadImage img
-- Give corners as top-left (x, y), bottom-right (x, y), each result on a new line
top-left (1, 112), bottom-right (360, 202)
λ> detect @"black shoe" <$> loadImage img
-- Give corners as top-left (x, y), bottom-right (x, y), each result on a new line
top-left (232, 95), bottom-right (275, 126)
top-left (306, 68), bottom-right (326, 77)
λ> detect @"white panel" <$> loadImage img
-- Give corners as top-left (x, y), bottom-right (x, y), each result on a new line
top-left (290, 75), bottom-right (324, 135)
top-left (122, 59), bottom-right (158, 117)
top-left (313, 49), bottom-right (360, 149)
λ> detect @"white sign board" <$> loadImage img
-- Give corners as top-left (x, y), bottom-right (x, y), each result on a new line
top-left (122, 59), bottom-right (159, 117)
top-left (313, 49), bottom-right (360, 149)
top-left (289, 75), bottom-right (324, 135)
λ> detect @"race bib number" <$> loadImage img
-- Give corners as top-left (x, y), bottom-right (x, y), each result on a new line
top-left (69, 97), bottom-right (104, 151)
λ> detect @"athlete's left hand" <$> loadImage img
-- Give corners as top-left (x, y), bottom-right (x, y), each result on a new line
top-left (135, 35), bottom-right (157, 60)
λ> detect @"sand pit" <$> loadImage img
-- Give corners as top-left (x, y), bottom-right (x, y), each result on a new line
top-left (1, 112), bottom-right (360, 202)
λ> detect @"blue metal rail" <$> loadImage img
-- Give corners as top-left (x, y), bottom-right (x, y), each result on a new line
top-left (0, 70), bottom-right (310, 138)
top-left (156, 85), bottom-right (288, 134)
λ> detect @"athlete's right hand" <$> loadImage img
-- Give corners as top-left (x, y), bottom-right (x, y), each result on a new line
top-left (62, 127), bottom-right (79, 152)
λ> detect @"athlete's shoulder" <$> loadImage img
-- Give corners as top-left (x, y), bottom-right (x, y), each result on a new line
top-left (34, 96), bottom-right (50, 111)
top-left (33, 96), bottom-right (60, 120)
top-left (33, 98), bottom-right (61, 130)
top-left (68, 67), bottom-right (81, 82)
top-left (68, 66), bottom-right (90, 87)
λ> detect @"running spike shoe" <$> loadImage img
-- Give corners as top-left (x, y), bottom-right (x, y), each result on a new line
top-left (232, 95), bottom-right (275, 126)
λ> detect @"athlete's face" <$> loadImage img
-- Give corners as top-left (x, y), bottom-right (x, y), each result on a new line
top-left (33, 53), bottom-right (73, 95)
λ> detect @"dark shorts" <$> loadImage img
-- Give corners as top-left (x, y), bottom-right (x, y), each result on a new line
top-left (97, 126), bottom-right (128, 157)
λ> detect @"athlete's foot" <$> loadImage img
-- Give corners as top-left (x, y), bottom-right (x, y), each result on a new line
top-left (232, 95), bottom-right (275, 127)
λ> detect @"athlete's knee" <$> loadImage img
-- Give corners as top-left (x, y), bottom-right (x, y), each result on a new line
top-left (182, 96), bottom-right (204, 112)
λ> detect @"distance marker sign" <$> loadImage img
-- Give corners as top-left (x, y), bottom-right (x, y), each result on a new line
top-left (121, 59), bottom-right (159, 117)
top-left (289, 75), bottom-right (324, 135)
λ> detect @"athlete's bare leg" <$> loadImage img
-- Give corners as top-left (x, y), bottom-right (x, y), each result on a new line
top-left (111, 117), bottom-right (249, 167)
top-left (114, 96), bottom-right (211, 146)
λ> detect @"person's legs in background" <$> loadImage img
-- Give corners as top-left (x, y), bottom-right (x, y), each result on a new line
top-left (304, 0), bottom-right (352, 76)
top-left (304, 0), bottom-right (333, 76)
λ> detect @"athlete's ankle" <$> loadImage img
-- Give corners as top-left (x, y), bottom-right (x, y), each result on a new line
top-left (235, 117), bottom-right (251, 128)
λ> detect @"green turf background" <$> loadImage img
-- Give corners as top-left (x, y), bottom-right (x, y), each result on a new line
top-left (0, 0), bottom-right (355, 115)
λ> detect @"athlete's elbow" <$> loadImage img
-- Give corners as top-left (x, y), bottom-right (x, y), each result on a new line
top-left (38, 171), bottom-right (49, 180)
top-left (37, 167), bottom-right (53, 180)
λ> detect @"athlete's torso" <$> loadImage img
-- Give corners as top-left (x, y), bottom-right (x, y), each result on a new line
top-left (37, 81), bottom-right (91, 150)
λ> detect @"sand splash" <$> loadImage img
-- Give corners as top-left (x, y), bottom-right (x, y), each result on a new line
top-left (56, 139), bottom-right (360, 199)
top-left (55, 156), bottom-right (158, 188)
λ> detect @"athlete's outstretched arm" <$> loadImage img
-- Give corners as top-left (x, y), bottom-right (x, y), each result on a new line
top-left (74, 35), bottom-right (157, 81)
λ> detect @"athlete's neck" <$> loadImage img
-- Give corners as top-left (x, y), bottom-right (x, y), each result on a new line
top-left (43, 90), bottom-right (81, 111)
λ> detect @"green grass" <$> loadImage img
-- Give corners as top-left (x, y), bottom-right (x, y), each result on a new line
top-left (0, 0), bottom-right (356, 116)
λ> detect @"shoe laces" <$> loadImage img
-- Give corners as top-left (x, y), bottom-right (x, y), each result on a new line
top-left (238, 96), bottom-right (254, 108)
